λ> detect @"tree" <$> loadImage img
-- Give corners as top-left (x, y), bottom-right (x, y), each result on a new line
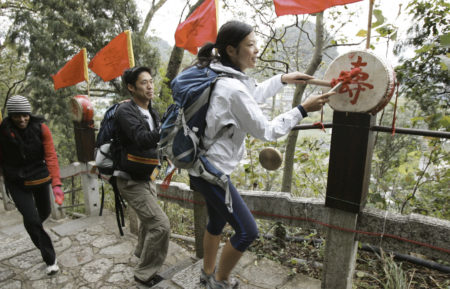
top-left (367, 0), bottom-right (450, 218)
top-left (158, 0), bottom-right (205, 111)
top-left (3, 0), bottom-right (162, 164)
top-left (394, 0), bottom-right (449, 126)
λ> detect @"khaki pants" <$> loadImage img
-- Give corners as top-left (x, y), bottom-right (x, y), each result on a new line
top-left (116, 178), bottom-right (170, 281)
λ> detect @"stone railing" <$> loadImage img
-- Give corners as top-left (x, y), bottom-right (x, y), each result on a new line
top-left (2, 164), bottom-right (448, 265)
top-left (156, 181), bottom-right (450, 262)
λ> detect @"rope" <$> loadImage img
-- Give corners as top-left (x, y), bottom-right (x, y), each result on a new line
top-left (251, 210), bottom-right (450, 255)
top-left (157, 193), bottom-right (449, 254)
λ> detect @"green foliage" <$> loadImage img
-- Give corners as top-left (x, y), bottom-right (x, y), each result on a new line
top-left (0, 45), bottom-right (28, 114)
top-left (2, 0), bottom-right (163, 164)
top-left (230, 132), bottom-right (330, 197)
top-left (394, 0), bottom-right (449, 119)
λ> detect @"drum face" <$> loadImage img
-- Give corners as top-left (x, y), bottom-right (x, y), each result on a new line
top-left (324, 51), bottom-right (396, 114)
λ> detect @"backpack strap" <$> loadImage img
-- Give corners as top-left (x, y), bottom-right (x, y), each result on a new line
top-left (193, 155), bottom-right (233, 213)
top-left (109, 176), bottom-right (127, 236)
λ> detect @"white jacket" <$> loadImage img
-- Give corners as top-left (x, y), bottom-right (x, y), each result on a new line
top-left (191, 61), bottom-right (305, 176)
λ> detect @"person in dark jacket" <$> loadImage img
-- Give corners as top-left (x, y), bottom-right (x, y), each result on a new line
top-left (113, 66), bottom-right (170, 287)
top-left (0, 95), bottom-right (64, 275)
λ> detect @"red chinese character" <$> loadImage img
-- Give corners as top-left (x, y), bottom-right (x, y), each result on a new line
top-left (338, 56), bottom-right (374, 105)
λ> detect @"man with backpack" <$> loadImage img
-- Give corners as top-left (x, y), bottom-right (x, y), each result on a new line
top-left (113, 66), bottom-right (169, 287)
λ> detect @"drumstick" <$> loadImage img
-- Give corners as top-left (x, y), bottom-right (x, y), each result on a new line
top-left (304, 79), bottom-right (332, 87)
top-left (328, 81), bottom-right (343, 93)
top-left (301, 78), bottom-right (343, 93)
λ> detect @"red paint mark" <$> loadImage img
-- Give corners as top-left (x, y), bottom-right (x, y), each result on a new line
top-left (344, 56), bottom-right (374, 104)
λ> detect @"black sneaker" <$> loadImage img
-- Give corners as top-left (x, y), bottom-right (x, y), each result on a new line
top-left (134, 274), bottom-right (164, 287)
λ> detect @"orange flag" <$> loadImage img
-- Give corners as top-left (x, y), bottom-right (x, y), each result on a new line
top-left (52, 48), bottom-right (89, 90)
top-left (175, 0), bottom-right (218, 55)
top-left (89, 30), bottom-right (135, 82)
top-left (273, 0), bottom-right (362, 16)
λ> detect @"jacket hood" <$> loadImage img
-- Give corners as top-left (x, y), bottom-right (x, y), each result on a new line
top-left (210, 61), bottom-right (249, 81)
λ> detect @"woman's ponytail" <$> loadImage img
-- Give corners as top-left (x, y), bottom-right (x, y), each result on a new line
top-left (196, 42), bottom-right (217, 68)
top-left (195, 21), bottom-right (253, 69)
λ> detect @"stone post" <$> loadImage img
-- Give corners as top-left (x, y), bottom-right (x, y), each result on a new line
top-left (322, 111), bottom-right (375, 289)
top-left (321, 208), bottom-right (359, 289)
top-left (0, 176), bottom-right (15, 211)
top-left (193, 190), bottom-right (207, 258)
top-left (80, 162), bottom-right (100, 216)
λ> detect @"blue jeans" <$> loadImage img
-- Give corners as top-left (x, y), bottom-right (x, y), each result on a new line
top-left (190, 175), bottom-right (258, 252)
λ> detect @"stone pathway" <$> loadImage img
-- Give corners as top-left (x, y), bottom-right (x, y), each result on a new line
top-left (0, 207), bottom-right (320, 289)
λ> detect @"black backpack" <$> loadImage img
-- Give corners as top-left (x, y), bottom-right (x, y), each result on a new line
top-left (95, 102), bottom-right (126, 236)
top-left (95, 103), bottom-right (121, 176)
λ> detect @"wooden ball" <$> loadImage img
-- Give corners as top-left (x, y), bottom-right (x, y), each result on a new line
top-left (259, 147), bottom-right (283, 170)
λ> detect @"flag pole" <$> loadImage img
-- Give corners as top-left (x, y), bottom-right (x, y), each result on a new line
top-left (366, 0), bottom-right (375, 49)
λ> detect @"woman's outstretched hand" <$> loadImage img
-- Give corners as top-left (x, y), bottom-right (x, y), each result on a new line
top-left (301, 91), bottom-right (336, 112)
top-left (281, 72), bottom-right (314, 84)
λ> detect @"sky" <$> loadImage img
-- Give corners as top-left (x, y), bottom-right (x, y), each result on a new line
top-left (139, 0), bottom-right (413, 63)
top-left (0, 0), bottom-right (413, 63)
top-left (140, 0), bottom-right (411, 44)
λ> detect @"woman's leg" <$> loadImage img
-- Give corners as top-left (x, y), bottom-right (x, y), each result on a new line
top-left (7, 182), bottom-right (56, 265)
top-left (202, 230), bottom-right (221, 275)
top-left (190, 176), bottom-right (258, 282)
top-left (216, 241), bottom-right (243, 281)
top-left (33, 185), bottom-right (52, 222)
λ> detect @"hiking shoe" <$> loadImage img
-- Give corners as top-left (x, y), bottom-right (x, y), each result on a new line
top-left (200, 267), bottom-right (214, 284)
top-left (207, 275), bottom-right (239, 289)
top-left (46, 260), bottom-right (59, 275)
top-left (134, 274), bottom-right (164, 287)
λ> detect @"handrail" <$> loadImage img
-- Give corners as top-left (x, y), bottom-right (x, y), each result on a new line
top-left (292, 122), bottom-right (450, 139)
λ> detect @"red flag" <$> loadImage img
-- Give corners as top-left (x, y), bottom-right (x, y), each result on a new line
top-left (273, 0), bottom-right (362, 16)
top-left (175, 0), bottom-right (218, 55)
top-left (89, 31), bottom-right (135, 82)
top-left (52, 48), bottom-right (88, 90)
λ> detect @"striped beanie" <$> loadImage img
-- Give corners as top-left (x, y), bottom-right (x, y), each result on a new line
top-left (7, 95), bottom-right (32, 115)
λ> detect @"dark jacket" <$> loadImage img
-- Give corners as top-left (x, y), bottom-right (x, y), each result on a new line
top-left (0, 116), bottom-right (53, 187)
top-left (115, 100), bottom-right (160, 181)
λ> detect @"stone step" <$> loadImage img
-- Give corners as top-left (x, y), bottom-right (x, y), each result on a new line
top-left (0, 211), bottom-right (321, 289)
top-left (168, 250), bottom-right (321, 289)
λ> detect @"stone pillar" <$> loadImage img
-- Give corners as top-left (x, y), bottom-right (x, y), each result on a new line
top-left (0, 176), bottom-right (15, 211)
top-left (322, 111), bottom-right (375, 289)
top-left (193, 190), bottom-right (207, 258)
top-left (80, 163), bottom-right (100, 216)
top-left (321, 208), bottom-right (358, 289)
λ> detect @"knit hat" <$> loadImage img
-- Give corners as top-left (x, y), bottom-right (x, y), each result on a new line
top-left (7, 95), bottom-right (32, 115)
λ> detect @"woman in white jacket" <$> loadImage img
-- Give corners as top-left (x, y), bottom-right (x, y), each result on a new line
top-left (191, 21), bottom-right (334, 289)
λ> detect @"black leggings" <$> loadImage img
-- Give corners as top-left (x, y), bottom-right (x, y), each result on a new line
top-left (6, 182), bottom-right (56, 265)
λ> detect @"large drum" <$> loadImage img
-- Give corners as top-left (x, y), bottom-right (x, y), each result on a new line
top-left (323, 50), bottom-right (396, 115)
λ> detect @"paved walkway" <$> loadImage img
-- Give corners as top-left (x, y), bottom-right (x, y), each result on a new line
top-left (0, 206), bottom-right (321, 289)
